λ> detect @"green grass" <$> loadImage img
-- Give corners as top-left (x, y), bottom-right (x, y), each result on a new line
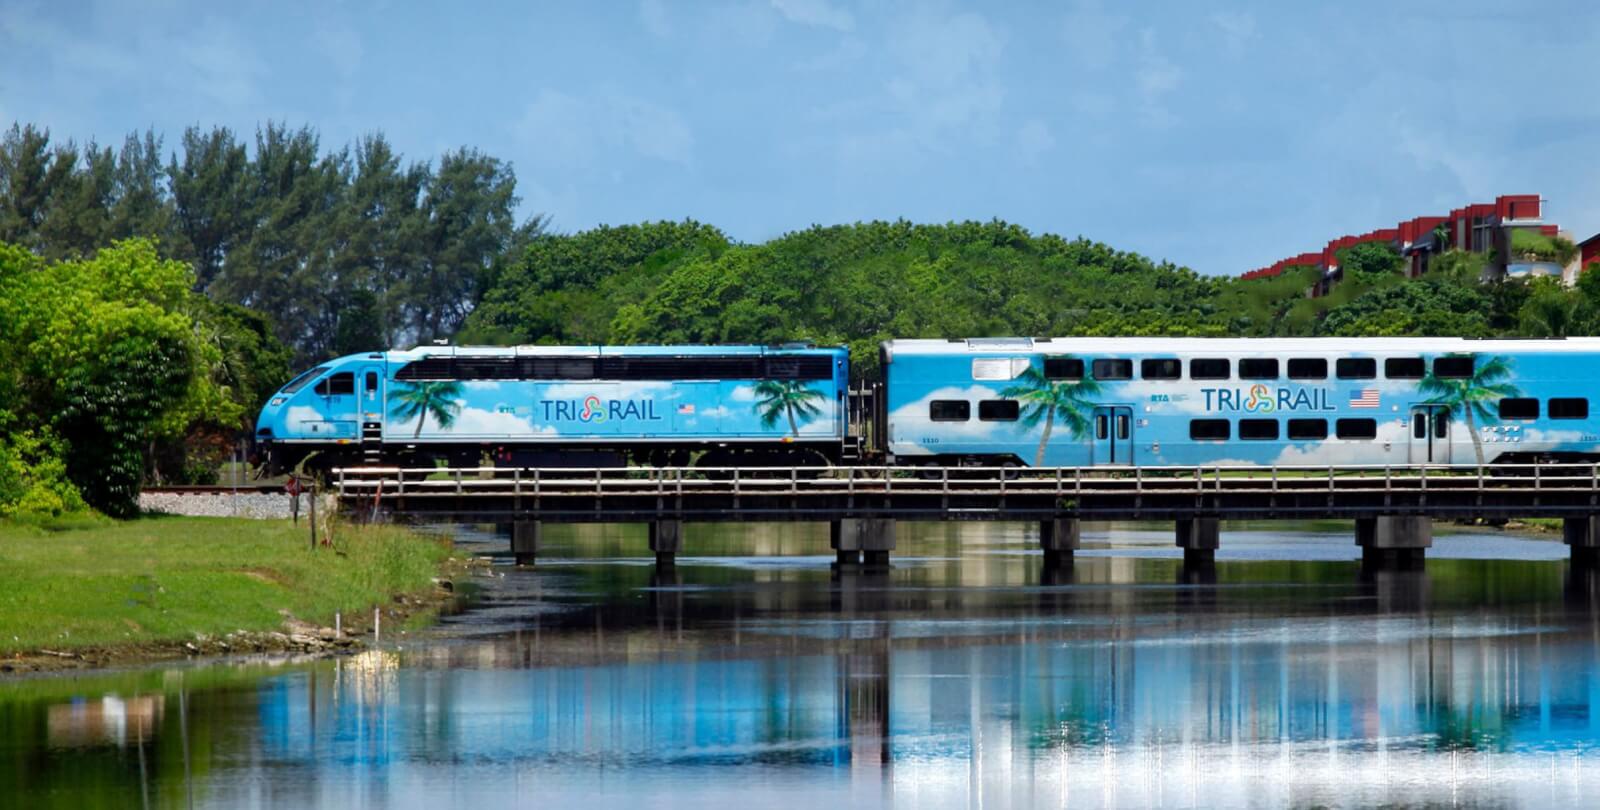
top-left (0, 516), bottom-right (450, 654)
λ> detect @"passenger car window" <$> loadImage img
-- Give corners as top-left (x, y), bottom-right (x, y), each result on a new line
top-left (1190, 419), bottom-right (1230, 440)
top-left (972, 358), bottom-right (1030, 381)
top-left (1043, 357), bottom-right (1084, 379)
top-left (1384, 358), bottom-right (1425, 379)
top-left (1498, 398), bottom-right (1538, 420)
top-left (1189, 358), bottom-right (1230, 380)
top-left (929, 400), bottom-right (971, 421)
top-left (1432, 356), bottom-right (1474, 379)
top-left (1550, 398), bottom-right (1589, 419)
top-left (1238, 358), bottom-right (1278, 380)
top-left (1140, 358), bottom-right (1181, 380)
top-left (1287, 358), bottom-right (1327, 380)
top-left (977, 400), bottom-right (1019, 421)
top-left (1287, 419), bottom-right (1328, 440)
top-left (1336, 358), bottom-right (1376, 379)
top-left (1335, 418), bottom-right (1377, 440)
top-left (1239, 419), bottom-right (1278, 440)
top-left (1091, 359), bottom-right (1132, 380)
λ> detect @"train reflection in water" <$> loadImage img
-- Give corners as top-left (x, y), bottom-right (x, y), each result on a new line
top-left (7, 523), bottom-right (1600, 808)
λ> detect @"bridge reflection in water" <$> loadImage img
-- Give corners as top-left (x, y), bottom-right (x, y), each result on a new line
top-left (6, 522), bottom-right (1600, 808)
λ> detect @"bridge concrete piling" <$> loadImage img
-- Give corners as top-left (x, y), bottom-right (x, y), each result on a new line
top-left (649, 519), bottom-right (684, 568)
top-left (1562, 517), bottom-right (1600, 567)
top-left (832, 518), bottom-right (895, 567)
top-left (1039, 519), bottom-right (1081, 568)
top-left (511, 520), bottom-right (542, 566)
top-left (1356, 516), bottom-right (1432, 568)
top-left (1175, 518), bottom-right (1220, 565)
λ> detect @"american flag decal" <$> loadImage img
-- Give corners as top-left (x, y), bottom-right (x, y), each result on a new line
top-left (677, 403), bottom-right (695, 415)
top-left (1349, 389), bottom-right (1379, 409)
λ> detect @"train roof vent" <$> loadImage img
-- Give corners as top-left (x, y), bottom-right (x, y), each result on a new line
top-left (965, 337), bottom-right (1034, 350)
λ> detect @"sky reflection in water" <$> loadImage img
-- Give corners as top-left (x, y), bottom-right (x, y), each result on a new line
top-left (5, 521), bottom-right (1600, 808)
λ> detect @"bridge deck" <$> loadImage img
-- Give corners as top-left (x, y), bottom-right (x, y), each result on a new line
top-left (332, 463), bottom-right (1600, 522)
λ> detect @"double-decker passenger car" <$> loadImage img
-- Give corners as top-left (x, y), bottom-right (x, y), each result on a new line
top-left (255, 344), bottom-right (850, 474)
top-left (880, 337), bottom-right (1600, 468)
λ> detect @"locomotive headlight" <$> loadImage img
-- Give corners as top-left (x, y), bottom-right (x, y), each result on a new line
top-left (270, 397), bottom-right (286, 406)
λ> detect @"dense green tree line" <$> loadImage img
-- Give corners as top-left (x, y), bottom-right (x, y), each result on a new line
top-left (0, 123), bottom-right (542, 363)
top-left (465, 219), bottom-right (1600, 378)
top-left (0, 239), bottom-right (287, 517)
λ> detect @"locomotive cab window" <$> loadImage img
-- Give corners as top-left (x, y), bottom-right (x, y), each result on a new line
top-left (978, 400), bottom-right (1019, 421)
top-left (281, 366), bottom-right (329, 394)
top-left (314, 372), bottom-right (354, 396)
top-left (1189, 358), bottom-right (1230, 380)
top-left (1433, 356), bottom-right (1474, 379)
top-left (930, 400), bottom-right (971, 421)
top-left (1384, 358), bottom-right (1425, 379)
top-left (1287, 358), bottom-right (1327, 380)
top-left (365, 372), bottom-right (378, 393)
top-left (1550, 398), bottom-right (1589, 419)
top-left (1239, 358), bottom-right (1278, 380)
top-left (1498, 398), bottom-right (1538, 420)
top-left (1239, 419), bottom-right (1279, 440)
top-left (1287, 418), bottom-right (1328, 440)
top-left (1091, 359), bottom-right (1132, 380)
top-left (1336, 358), bottom-right (1376, 379)
top-left (1335, 418), bottom-right (1377, 440)
top-left (1043, 357), bottom-right (1084, 379)
top-left (1141, 358), bottom-right (1181, 380)
top-left (1190, 419), bottom-right (1230, 440)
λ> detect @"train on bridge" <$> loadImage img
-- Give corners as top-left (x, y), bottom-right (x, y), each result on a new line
top-left (254, 337), bottom-right (1600, 476)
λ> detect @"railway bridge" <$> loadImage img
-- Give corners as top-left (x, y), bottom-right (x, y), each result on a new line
top-left (331, 462), bottom-right (1600, 568)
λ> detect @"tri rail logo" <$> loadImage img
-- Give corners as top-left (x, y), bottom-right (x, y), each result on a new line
top-left (540, 396), bottom-right (664, 422)
top-left (1202, 385), bottom-right (1340, 413)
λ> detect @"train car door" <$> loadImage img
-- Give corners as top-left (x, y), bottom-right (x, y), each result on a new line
top-left (1092, 406), bottom-right (1133, 466)
top-left (1408, 405), bottom-right (1452, 464)
top-left (358, 363), bottom-right (385, 456)
top-left (358, 364), bottom-right (385, 422)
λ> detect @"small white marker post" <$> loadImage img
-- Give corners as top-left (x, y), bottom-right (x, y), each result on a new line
top-left (374, 608), bottom-right (380, 644)
top-left (334, 612), bottom-right (341, 637)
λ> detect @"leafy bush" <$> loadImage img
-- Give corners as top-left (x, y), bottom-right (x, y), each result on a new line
top-left (0, 431), bottom-right (89, 521)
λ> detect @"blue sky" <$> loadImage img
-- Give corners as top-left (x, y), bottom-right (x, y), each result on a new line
top-left (3, 0), bottom-right (1599, 275)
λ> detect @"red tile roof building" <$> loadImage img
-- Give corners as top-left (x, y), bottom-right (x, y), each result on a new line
top-left (1241, 195), bottom-right (1580, 295)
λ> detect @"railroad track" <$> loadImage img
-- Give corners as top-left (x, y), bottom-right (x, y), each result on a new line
top-left (143, 484), bottom-right (288, 495)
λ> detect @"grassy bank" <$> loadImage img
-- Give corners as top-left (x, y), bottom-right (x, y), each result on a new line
top-left (0, 516), bottom-right (450, 656)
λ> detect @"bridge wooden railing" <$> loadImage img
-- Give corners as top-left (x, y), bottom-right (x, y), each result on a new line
top-left (329, 463), bottom-right (1600, 522)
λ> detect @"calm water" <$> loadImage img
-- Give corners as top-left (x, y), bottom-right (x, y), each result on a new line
top-left (6, 522), bottom-right (1600, 808)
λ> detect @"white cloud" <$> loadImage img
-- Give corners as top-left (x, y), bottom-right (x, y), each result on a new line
top-left (517, 89), bottom-right (695, 168)
top-left (1273, 419), bottom-right (1410, 466)
top-left (285, 406), bottom-right (323, 430)
top-left (828, 5), bottom-right (1005, 166)
top-left (639, 0), bottom-right (671, 37)
top-left (1015, 120), bottom-right (1055, 164)
top-left (1133, 29), bottom-right (1182, 127)
top-left (729, 384), bottom-right (757, 402)
top-left (770, 0), bottom-right (854, 31)
top-left (1059, 0), bottom-right (1126, 70)
top-left (888, 385), bottom-right (1012, 443)
top-left (312, 23), bottom-right (363, 80)
top-left (701, 405), bottom-right (732, 418)
top-left (449, 406), bottom-right (539, 437)
top-left (1210, 11), bottom-right (1257, 53)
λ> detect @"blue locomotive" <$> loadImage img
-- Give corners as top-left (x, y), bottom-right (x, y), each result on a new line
top-left (879, 337), bottom-right (1600, 468)
top-left (254, 344), bottom-right (850, 474)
